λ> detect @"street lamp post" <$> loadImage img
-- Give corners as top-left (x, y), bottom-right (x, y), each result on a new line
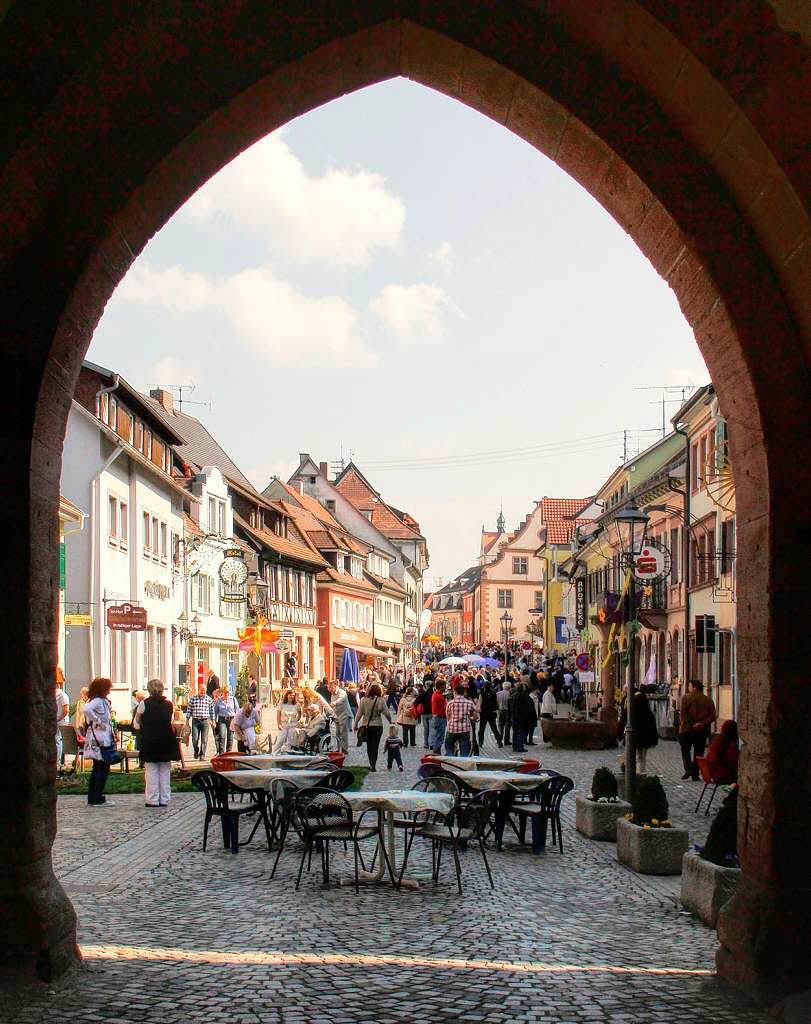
top-left (613, 500), bottom-right (650, 805)
top-left (500, 610), bottom-right (513, 680)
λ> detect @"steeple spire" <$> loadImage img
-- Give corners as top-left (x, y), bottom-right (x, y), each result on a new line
top-left (496, 501), bottom-right (506, 534)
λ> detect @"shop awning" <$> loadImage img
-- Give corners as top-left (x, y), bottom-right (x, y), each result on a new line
top-left (191, 636), bottom-right (240, 649)
top-left (335, 642), bottom-right (395, 661)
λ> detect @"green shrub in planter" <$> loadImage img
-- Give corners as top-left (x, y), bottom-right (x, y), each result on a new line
top-left (630, 775), bottom-right (669, 827)
top-left (591, 767), bottom-right (618, 801)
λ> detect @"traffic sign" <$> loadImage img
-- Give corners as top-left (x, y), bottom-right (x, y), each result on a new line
top-left (576, 653), bottom-right (591, 672)
top-left (65, 613), bottom-right (92, 627)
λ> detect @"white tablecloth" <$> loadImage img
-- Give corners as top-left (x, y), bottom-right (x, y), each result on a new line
top-left (444, 769), bottom-right (549, 791)
top-left (233, 754), bottom-right (333, 770)
top-left (342, 790), bottom-right (454, 816)
top-left (217, 768), bottom-right (330, 790)
top-left (429, 755), bottom-right (536, 771)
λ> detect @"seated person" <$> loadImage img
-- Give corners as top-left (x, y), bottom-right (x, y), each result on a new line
top-left (706, 719), bottom-right (739, 781)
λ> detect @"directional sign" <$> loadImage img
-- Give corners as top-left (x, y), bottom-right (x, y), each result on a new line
top-left (65, 613), bottom-right (92, 627)
top-left (576, 652), bottom-right (592, 672)
top-left (107, 602), bottom-right (147, 632)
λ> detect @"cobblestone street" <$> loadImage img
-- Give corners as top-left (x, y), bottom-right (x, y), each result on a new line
top-left (10, 736), bottom-right (769, 1024)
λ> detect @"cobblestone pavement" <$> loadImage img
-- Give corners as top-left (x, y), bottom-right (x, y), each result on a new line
top-left (9, 732), bottom-right (769, 1024)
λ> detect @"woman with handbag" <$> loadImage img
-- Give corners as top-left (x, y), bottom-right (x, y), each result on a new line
top-left (354, 682), bottom-right (391, 772)
top-left (395, 685), bottom-right (419, 747)
top-left (135, 678), bottom-right (181, 806)
top-left (83, 676), bottom-right (117, 806)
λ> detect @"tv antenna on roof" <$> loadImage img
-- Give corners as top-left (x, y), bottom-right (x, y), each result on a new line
top-left (157, 382), bottom-right (212, 414)
top-left (634, 384), bottom-right (696, 437)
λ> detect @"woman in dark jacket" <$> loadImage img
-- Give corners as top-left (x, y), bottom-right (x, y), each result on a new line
top-left (135, 678), bottom-right (181, 807)
top-left (478, 682), bottom-right (502, 748)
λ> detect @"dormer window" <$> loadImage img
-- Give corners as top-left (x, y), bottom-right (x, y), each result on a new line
top-left (336, 553), bottom-right (345, 573)
top-left (326, 499), bottom-right (336, 512)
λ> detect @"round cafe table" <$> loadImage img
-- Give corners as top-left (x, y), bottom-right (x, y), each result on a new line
top-left (342, 789), bottom-right (455, 889)
top-left (233, 754), bottom-right (333, 771)
top-left (216, 768), bottom-right (330, 790)
top-left (441, 769), bottom-right (550, 851)
top-left (422, 754), bottom-right (541, 773)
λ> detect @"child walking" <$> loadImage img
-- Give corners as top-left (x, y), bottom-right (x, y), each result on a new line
top-left (384, 724), bottom-right (404, 771)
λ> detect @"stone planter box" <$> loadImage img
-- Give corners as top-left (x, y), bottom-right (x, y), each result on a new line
top-left (575, 794), bottom-right (632, 841)
top-left (616, 818), bottom-right (689, 875)
top-left (541, 718), bottom-right (609, 749)
top-left (680, 850), bottom-right (740, 927)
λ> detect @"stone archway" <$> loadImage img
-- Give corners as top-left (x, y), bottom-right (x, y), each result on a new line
top-left (1, 2), bottom-right (808, 1002)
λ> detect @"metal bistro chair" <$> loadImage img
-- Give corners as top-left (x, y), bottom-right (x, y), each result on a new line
top-left (58, 725), bottom-right (84, 774)
top-left (268, 778), bottom-right (306, 879)
top-left (369, 776), bottom-right (461, 872)
top-left (294, 787), bottom-right (393, 894)
top-left (507, 775), bottom-right (574, 853)
top-left (191, 770), bottom-right (273, 855)
top-left (694, 757), bottom-right (736, 815)
top-left (321, 769), bottom-right (354, 792)
top-left (398, 790), bottom-right (497, 894)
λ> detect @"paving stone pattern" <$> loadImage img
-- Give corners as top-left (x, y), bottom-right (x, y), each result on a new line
top-left (10, 734), bottom-right (769, 1024)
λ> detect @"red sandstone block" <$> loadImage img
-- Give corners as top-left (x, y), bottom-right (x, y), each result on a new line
top-left (457, 49), bottom-right (520, 126)
top-left (340, 21), bottom-right (401, 94)
top-left (664, 53), bottom-right (738, 160)
top-left (595, 156), bottom-right (656, 234)
top-left (505, 80), bottom-right (569, 160)
top-left (555, 119), bottom-right (613, 195)
top-left (402, 22), bottom-right (464, 98)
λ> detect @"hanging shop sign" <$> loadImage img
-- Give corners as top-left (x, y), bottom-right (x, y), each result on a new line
top-left (107, 602), bottom-right (147, 632)
top-left (220, 548), bottom-right (248, 603)
top-left (275, 640), bottom-right (291, 653)
top-left (632, 538), bottom-right (672, 584)
top-left (575, 578), bottom-right (586, 630)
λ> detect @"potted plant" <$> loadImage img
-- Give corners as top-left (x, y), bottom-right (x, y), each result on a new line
top-left (576, 767), bottom-right (632, 841)
top-left (681, 785), bottom-right (741, 926)
top-left (616, 776), bottom-right (689, 874)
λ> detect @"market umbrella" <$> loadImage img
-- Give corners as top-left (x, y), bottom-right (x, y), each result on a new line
top-left (439, 656), bottom-right (468, 667)
top-left (340, 648), bottom-right (359, 683)
top-left (464, 656), bottom-right (488, 668)
top-left (478, 657), bottom-right (502, 669)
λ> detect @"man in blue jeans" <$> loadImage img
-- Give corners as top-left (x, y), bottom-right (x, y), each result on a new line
top-left (186, 684), bottom-right (215, 761)
top-left (430, 680), bottom-right (447, 754)
top-left (444, 689), bottom-right (478, 757)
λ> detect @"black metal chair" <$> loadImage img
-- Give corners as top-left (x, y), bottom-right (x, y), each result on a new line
top-left (397, 791), bottom-right (498, 894)
top-left (369, 776), bottom-right (461, 871)
top-left (321, 769), bottom-right (354, 792)
top-left (508, 775), bottom-right (574, 852)
top-left (191, 770), bottom-right (273, 855)
top-left (268, 778), bottom-right (305, 879)
top-left (294, 787), bottom-right (392, 893)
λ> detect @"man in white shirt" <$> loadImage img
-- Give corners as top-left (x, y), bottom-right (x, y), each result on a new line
top-left (55, 680), bottom-right (69, 767)
top-left (541, 683), bottom-right (557, 721)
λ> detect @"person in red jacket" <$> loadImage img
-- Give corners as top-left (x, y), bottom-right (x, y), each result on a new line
top-left (706, 719), bottom-right (739, 782)
top-left (430, 679), bottom-right (447, 754)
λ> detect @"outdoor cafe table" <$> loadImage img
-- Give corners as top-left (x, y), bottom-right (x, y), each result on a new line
top-left (217, 768), bottom-right (331, 790)
top-left (341, 790), bottom-right (455, 889)
top-left (442, 769), bottom-right (551, 852)
top-left (423, 755), bottom-right (540, 773)
top-left (232, 754), bottom-right (332, 770)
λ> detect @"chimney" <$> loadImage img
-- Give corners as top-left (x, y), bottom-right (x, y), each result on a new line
top-left (319, 461), bottom-right (329, 479)
top-left (150, 388), bottom-right (174, 414)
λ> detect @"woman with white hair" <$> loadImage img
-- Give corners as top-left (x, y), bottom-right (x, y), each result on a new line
top-left (135, 678), bottom-right (180, 807)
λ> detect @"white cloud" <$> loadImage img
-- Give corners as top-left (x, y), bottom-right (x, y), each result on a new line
top-left (117, 262), bottom-right (377, 369)
top-left (181, 132), bottom-right (405, 267)
top-left (146, 355), bottom-right (202, 392)
top-left (118, 263), bottom-right (212, 314)
top-left (220, 267), bottom-right (376, 368)
top-left (428, 241), bottom-right (454, 270)
top-left (370, 283), bottom-right (461, 345)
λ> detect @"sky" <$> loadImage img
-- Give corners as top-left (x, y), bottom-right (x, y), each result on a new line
top-left (88, 78), bottom-right (708, 587)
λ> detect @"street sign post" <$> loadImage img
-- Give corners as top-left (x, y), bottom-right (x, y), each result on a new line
top-left (64, 613), bottom-right (92, 627)
top-left (106, 602), bottom-right (147, 632)
top-left (575, 652), bottom-right (591, 672)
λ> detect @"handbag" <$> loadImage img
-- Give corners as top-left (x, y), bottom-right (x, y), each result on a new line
top-left (90, 723), bottom-right (122, 765)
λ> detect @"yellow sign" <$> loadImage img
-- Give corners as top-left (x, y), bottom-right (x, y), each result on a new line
top-left (65, 614), bottom-right (92, 626)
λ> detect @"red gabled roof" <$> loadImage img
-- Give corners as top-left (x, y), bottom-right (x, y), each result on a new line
top-left (333, 464), bottom-right (424, 541)
top-left (540, 497), bottom-right (590, 522)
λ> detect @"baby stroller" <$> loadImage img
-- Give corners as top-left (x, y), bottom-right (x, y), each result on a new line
top-left (293, 710), bottom-right (335, 754)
